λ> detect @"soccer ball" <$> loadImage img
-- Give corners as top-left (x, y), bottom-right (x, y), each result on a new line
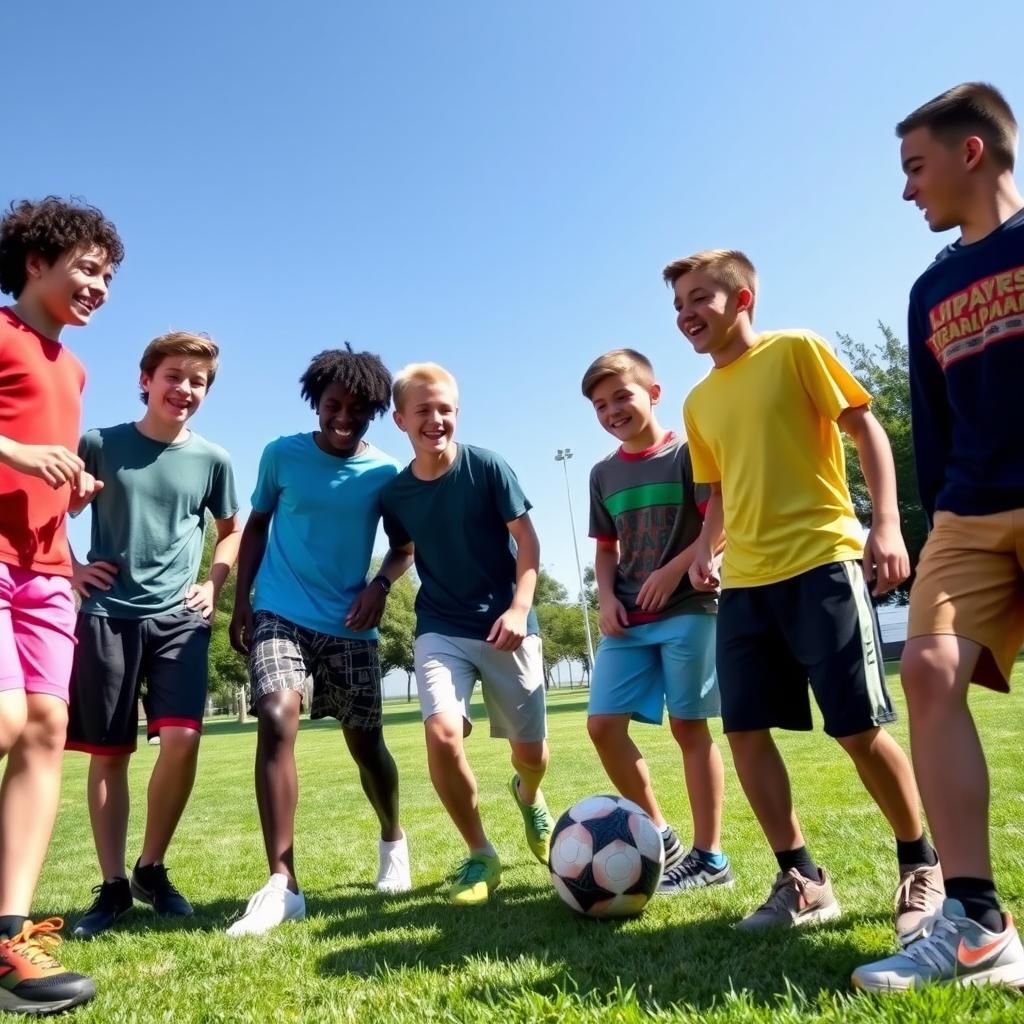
top-left (548, 795), bottom-right (664, 918)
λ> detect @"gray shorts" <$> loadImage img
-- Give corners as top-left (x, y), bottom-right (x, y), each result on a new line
top-left (414, 632), bottom-right (547, 741)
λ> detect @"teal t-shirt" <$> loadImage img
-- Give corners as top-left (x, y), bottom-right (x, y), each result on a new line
top-left (380, 443), bottom-right (540, 641)
top-left (251, 434), bottom-right (402, 639)
top-left (79, 423), bottom-right (239, 618)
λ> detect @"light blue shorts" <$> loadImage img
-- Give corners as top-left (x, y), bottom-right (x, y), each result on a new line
top-left (588, 614), bottom-right (719, 725)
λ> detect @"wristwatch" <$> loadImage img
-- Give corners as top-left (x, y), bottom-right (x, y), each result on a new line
top-left (371, 575), bottom-right (392, 595)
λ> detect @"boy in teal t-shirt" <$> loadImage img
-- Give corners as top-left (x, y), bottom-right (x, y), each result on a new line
top-left (227, 346), bottom-right (414, 938)
top-left (67, 332), bottom-right (240, 939)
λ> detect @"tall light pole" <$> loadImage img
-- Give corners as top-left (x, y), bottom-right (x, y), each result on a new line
top-left (554, 448), bottom-right (595, 671)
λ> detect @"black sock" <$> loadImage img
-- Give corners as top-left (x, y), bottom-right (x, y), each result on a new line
top-left (775, 846), bottom-right (818, 880)
top-left (134, 859), bottom-right (159, 882)
top-left (896, 834), bottom-right (938, 869)
top-left (0, 915), bottom-right (28, 940)
top-left (945, 876), bottom-right (1004, 933)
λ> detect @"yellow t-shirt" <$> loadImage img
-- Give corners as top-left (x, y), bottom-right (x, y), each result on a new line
top-left (683, 330), bottom-right (869, 588)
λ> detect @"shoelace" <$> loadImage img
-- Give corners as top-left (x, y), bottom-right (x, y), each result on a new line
top-left (240, 883), bottom-right (287, 918)
top-left (527, 804), bottom-right (551, 836)
top-left (663, 852), bottom-right (711, 889)
top-left (453, 858), bottom-right (490, 885)
top-left (146, 864), bottom-right (183, 897)
top-left (1, 918), bottom-right (65, 970)
top-left (900, 915), bottom-right (959, 972)
top-left (758, 872), bottom-right (804, 915)
top-left (896, 866), bottom-right (943, 914)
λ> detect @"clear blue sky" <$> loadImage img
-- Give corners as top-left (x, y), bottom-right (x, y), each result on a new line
top-left (7, 1), bottom-right (1022, 594)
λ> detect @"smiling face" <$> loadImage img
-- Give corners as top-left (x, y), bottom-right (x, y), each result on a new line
top-left (25, 245), bottom-right (113, 329)
top-left (900, 126), bottom-right (980, 233)
top-left (589, 372), bottom-right (660, 446)
top-left (672, 268), bottom-right (749, 358)
top-left (140, 356), bottom-right (212, 427)
top-left (315, 381), bottom-right (374, 457)
top-left (393, 379), bottom-right (459, 458)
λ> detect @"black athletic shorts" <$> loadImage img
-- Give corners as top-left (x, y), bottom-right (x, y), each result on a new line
top-left (716, 560), bottom-right (895, 738)
top-left (66, 608), bottom-right (211, 754)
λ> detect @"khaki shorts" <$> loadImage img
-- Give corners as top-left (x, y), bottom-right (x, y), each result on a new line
top-left (414, 632), bottom-right (547, 740)
top-left (908, 509), bottom-right (1024, 691)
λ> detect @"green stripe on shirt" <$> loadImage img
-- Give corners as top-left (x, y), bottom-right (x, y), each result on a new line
top-left (603, 481), bottom-right (685, 517)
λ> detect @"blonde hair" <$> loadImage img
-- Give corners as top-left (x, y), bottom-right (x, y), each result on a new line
top-left (581, 348), bottom-right (655, 399)
top-left (138, 331), bottom-right (219, 405)
top-left (661, 249), bottom-right (758, 319)
top-left (392, 362), bottom-right (459, 411)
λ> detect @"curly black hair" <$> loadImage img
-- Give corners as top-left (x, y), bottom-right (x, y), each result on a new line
top-left (300, 344), bottom-right (393, 416)
top-left (0, 197), bottom-right (125, 298)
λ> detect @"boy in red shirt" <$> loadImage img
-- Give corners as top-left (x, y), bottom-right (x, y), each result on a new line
top-left (0, 197), bottom-right (123, 1015)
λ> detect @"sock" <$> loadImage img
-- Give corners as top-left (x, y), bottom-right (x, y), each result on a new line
top-left (775, 845), bottom-right (818, 880)
top-left (896, 834), bottom-right (938, 870)
top-left (946, 876), bottom-right (1004, 933)
top-left (0, 915), bottom-right (28, 940)
top-left (694, 847), bottom-right (728, 870)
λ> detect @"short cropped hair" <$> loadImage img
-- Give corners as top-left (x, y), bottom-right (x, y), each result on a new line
top-left (661, 249), bottom-right (759, 317)
top-left (299, 344), bottom-right (392, 416)
top-left (581, 348), bottom-right (656, 399)
top-left (139, 332), bottom-right (219, 405)
top-left (392, 362), bottom-right (459, 411)
top-left (897, 82), bottom-right (1017, 171)
top-left (0, 197), bottom-right (124, 298)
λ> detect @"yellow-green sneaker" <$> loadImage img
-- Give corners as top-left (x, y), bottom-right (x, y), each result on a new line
top-left (509, 775), bottom-right (555, 865)
top-left (449, 853), bottom-right (501, 905)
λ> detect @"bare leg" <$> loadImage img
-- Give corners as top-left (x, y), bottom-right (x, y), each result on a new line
top-left (87, 753), bottom-right (132, 880)
top-left (138, 727), bottom-right (202, 866)
top-left (254, 691), bottom-right (302, 892)
top-left (587, 714), bottom-right (665, 826)
top-left (424, 712), bottom-right (488, 851)
top-left (670, 717), bottom-right (724, 851)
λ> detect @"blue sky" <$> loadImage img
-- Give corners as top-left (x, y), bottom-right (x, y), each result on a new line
top-left (7, 1), bottom-right (1022, 594)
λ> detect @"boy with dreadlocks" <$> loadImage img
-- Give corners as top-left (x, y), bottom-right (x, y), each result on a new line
top-left (227, 346), bottom-right (413, 936)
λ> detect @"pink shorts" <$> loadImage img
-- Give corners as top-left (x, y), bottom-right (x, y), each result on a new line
top-left (0, 563), bottom-right (77, 703)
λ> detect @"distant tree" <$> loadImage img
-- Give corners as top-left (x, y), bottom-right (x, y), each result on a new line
top-left (378, 570), bottom-right (418, 701)
top-left (535, 567), bottom-right (568, 606)
top-left (582, 564), bottom-right (598, 611)
top-left (197, 518), bottom-right (245, 713)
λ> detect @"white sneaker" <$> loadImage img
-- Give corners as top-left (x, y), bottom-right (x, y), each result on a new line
top-left (226, 874), bottom-right (306, 937)
top-left (376, 834), bottom-right (412, 893)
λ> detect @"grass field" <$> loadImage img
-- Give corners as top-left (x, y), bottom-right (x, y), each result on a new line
top-left (37, 663), bottom-right (1024, 1022)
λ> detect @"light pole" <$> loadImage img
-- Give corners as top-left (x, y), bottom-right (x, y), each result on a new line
top-left (554, 448), bottom-right (595, 672)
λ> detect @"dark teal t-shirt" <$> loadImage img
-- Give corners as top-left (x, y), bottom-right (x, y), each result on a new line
top-left (78, 423), bottom-right (238, 618)
top-left (381, 444), bottom-right (540, 640)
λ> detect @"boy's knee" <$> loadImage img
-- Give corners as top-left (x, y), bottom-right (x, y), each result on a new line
top-left (669, 716), bottom-right (712, 751)
top-left (257, 694), bottom-right (300, 744)
top-left (425, 719), bottom-right (463, 759)
top-left (22, 696), bottom-right (68, 753)
top-left (587, 715), bottom-right (626, 747)
top-left (155, 727), bottom-right (201, 760)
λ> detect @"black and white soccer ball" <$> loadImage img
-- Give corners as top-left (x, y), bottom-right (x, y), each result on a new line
top-left (548, 794), bottom-right (664, 918)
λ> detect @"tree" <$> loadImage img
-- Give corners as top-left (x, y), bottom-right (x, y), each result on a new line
top-left (378, 571), bottom-right (418, 700)
top-left (535, 567), bottom-right (568, 606)
top-left (582, 564), bottom-right (598, 611)
top-left (838, 323), bottom-right (925, 600)
top-left (197, 518), bottom-right (246, 714)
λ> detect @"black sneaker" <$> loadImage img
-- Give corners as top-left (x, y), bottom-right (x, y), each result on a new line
top-left (658, 849), bottom-right (735, 894)
top-left (73, 878), bottom-right (133, 939)
top-left (660, 826), bottom-right (685, 874)
top-left (130, 861), bottom-right (193, 917)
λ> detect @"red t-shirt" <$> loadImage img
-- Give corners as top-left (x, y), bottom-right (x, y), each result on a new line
top-left (0, 307), bottom-right (85, 576)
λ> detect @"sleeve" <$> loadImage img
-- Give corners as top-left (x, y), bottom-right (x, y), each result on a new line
top-left (682, 398), bottom-right (719, 484)
top-left (681, 445), bottom-right (710, 518)
top-left (588, 464), bottom-right (616, 541)
top-left (793, 332), bottom-right (872, 420)
top-left (486, 451), bottom-right (532, 522)
top-left (249, 441), bottom-right (281, 515)
top-left (77, 429), bottom-right (102, 477)
top-left (206, 450), bottom-right (240, 520)
top-left (380, 489), bottom-right (412, 548)
top-left (907, 290), bottom-right (951, 523)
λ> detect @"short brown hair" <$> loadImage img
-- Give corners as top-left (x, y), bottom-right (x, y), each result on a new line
top-left (897, 82), bottom-right (1017, 171)
top-left (392, 362), bottom-right (458, 411)
top-left (581, 348), bottom-right (655, 399)
top-left (662, 249), bottom-right (758, 318)
top-left (139, 332), bottom-right (219, 405)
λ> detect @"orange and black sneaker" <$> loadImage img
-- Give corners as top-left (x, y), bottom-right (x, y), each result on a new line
top-left (0, 918), bottom-right (95, 1015)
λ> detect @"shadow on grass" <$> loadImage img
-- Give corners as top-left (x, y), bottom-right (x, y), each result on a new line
top-left (309, 881), bottom-right (882, 1012)
top-left (67, 897), bottom-right (246, 940)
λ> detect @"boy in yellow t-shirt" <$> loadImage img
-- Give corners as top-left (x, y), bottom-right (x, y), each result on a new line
top-left (665, 248), bottom-right (943, 940)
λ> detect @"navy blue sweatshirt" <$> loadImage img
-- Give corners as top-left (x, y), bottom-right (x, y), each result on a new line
top-left (908, 207), bottom-right (1024, 521)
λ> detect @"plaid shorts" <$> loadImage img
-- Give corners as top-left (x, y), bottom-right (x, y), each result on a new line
top-left (248, 611), bottom-right (383, 729)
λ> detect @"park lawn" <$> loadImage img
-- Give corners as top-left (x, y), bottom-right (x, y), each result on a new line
top-left (38, 663), bottom-right (1024, 1023)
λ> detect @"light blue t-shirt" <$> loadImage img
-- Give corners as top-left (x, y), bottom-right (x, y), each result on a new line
top-left (251, 434), bottom-right (402, 639)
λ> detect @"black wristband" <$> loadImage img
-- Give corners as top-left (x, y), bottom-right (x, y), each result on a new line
top-left (371, 575), bottom-right (391, 595)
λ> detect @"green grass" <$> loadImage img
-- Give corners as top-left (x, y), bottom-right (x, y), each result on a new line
top-left (38, 664), bottom-right (1024, 1022)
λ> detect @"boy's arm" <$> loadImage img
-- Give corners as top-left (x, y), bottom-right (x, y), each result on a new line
top-left (689, 483), bottom-right (724, 592)
top-left (186, 513), bottom-right (242, 618)
top-left (838, 405), bottom-right (910, 596)
top-left (345, 541), bottom-right (415, 632)
top-left (595, 539), bottom-right (628, 637)
top-left (636, 538), bottom-right (703, 612)
top-left (70, 544), bottom-right (118, 599)
top-left (487, 512), bottom-right (539, 652)
top-left (0, 434), bottom-right (85, 490)
top-left (229, 510), bottom-right (272, 655)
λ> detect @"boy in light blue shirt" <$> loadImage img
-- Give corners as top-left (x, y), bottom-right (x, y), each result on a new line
top-left (227, 346), bottom-right (413, 937)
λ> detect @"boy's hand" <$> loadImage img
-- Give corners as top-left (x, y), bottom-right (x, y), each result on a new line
top-left (229, 601), bottom-right (253, 656)
top-left (598, 596), bottom-right (629, 637)
top-left (72, 559), bottom-right (118, 599)
top-left (186, 580), bottom-right (217, 620)
top-left (636, 562), bottom-right (686, 613)
top-left (487, 605), bottom-right (528, 652)
top-left (346, 580), bottom-right (387, 632)
top-left (68, 472), bottom-right (104, 515)
top-left (863, 521), bottom-right (910, 596)
top-left (0, 440), bottom-right (85, 489)
top-left (688, 542), bottom-right (720, 592)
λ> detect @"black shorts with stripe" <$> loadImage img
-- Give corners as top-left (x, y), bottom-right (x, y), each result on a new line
top-left (716, 560), bottom-right (895, 738)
